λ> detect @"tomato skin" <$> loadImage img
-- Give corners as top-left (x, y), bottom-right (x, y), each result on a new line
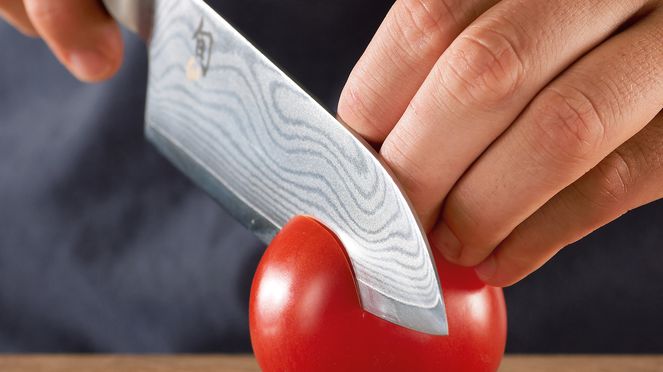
top-left (250, 216), bottom-right (507, 372)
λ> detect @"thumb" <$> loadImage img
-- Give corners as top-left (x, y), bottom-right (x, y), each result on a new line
top-left (24, 0), bottom-right (123, 82)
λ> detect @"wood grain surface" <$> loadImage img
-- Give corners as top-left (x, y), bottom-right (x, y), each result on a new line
top-left (0, 355), bottom-right (662, 371)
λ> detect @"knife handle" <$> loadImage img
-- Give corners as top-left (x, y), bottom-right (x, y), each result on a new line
top-left (102, 0), bottom-right (154, 40)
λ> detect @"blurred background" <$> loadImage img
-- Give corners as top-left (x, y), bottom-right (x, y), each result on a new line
top-left (1, 0), bottom-right (662, 353)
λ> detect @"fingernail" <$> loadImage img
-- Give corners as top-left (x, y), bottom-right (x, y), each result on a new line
top-left (434, 221), bottom-right (462, 261)
top-left (68, 49), bottom-right (112, 82)
top-left (475, 255), bottom-right (497, 281)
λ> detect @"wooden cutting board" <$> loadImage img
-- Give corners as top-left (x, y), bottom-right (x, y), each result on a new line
top-left (0, 354), bottom-right (662, 371)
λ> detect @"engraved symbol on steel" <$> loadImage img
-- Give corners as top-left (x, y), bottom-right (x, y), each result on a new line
top-left (186, 17), bottom-right (213, 81)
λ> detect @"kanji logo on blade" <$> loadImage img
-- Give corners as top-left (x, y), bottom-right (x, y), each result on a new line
top-left (186, 18), bottom-right (213, 81)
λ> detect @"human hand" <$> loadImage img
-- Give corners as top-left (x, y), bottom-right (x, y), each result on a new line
top-left (0, 0), bottom-right (122, 82)
top-left (338, 0), bottom-right (663, 286)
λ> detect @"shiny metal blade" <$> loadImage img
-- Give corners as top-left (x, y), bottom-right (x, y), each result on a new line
top-left (103, 0), bottom-right (154, 40)
top-left (104, 0), bottom-right (448, 335)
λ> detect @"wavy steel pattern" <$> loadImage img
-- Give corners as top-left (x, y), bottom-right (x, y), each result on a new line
top-left (143, 0), bottom-right (446, 331)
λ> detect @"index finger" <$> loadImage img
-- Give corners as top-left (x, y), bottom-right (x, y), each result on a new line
top-left (24, 0), bottom-right (123, 82)
top-left (337, 0), bottom-right (497, 142)
top-left (380, 0), bottom-right (647, 228)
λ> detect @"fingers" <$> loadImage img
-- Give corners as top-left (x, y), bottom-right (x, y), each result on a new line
top-left (476, 112), bottom-right (663, 286)
top-left (380, 0), bottom-right (647, 227)
top-left (337, 0), bottom-right (497, 142)
top-left (435, 7), bottom-right (663, 266)
top-left (0, 0), bottom-right (36, 36)
top-left (23, 0), bottom-right (123, 82)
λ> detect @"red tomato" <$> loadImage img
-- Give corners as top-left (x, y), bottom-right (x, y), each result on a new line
top-left (250, 216), bottom-right (507, 372)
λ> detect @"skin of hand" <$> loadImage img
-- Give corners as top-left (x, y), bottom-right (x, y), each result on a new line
top-left (338, 0), bottom-right (663, 287)
top-left (3, 1), bottom-right (662, 288)
top-left (0, 0), bottom-right (123, 82)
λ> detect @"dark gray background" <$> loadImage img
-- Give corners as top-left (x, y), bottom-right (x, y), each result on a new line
top-left (1, 0), bottom-right (661, 353)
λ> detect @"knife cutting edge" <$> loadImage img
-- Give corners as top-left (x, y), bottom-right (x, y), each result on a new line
top-left (102, 0), bottom-right (448, 335)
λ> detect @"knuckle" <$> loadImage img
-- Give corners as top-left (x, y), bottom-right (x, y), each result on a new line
top-left (394, 0), bottom-right (456, 52)
top-left (23, 1), bottom-right (63, 23)
top-left (444, 190), bottom-right (501, 252)
top-left (593, 150), bottom-right (633, 205)
top-left (531, 86), bottom-right (607, 164)
top-left (381, 134), bottom-right (430, 197)
top-left (337, 74), bottom-right (389, 140)
top-left (497, 250), bottom-right (532, 283)
top-left (445, 20), bottom-right (526, 105)
top-left (625, 115), bottom-right (663, 172)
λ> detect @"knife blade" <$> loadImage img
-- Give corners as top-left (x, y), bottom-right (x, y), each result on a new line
top-left (103, 0), bottom-right (448, 335)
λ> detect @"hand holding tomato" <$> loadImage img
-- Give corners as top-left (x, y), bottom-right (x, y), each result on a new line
top-left (338, 0), bottom-right (663, 287)
top-left (250, 216), bottom-right (507, 371)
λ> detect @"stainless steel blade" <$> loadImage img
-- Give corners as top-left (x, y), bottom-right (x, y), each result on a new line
top-left (104, 0), bottom-right (448, 335)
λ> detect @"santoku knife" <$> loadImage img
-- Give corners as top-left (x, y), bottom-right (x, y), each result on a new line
top-left (102, 0), bottom-right (448, 335)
